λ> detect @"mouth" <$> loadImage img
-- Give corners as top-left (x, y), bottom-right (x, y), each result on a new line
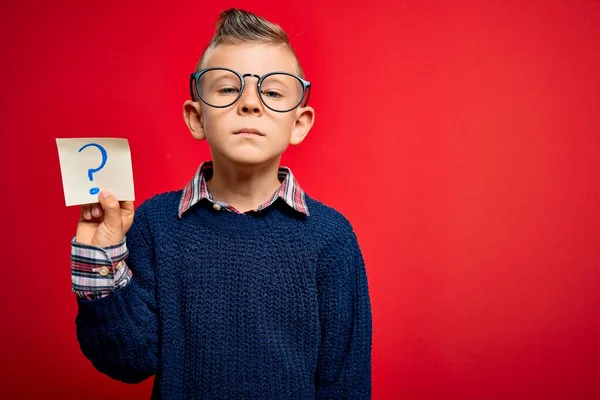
top-left (233, 128), bottom-right (265, 137)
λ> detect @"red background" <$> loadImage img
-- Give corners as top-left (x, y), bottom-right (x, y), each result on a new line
top-left (1, 0), bottom-right (599, 399)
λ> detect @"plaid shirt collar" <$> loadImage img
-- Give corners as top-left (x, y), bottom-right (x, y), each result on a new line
top-left (178, 161), bottom-right (310, 218)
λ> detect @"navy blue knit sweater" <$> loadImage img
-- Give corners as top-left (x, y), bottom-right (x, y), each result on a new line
top-left (75, 190), bottom-right (372, 399)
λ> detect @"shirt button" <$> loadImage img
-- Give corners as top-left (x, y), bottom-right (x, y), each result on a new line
top-left (98, 266), bottom-right (110, 276)
top-left (213, 203), bottom-right (222, 211)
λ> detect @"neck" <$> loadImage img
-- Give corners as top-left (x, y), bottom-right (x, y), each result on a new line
top-left (207, 156), bottom-right (283, 213)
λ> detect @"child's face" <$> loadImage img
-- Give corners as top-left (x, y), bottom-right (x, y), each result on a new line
top-left (183, 43), bottom-right (315, 166)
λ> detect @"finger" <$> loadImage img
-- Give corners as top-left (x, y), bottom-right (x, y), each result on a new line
top-left (91, 204), bottom-right (104, 218)
top-left (97, 189), bottom-right (122, 230)
top-left (119, 200), bottom-right (135, 212)
top-left (81, 204), bottom-right (93, 221)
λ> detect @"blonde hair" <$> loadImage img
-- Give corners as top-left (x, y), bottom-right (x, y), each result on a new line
top-left (196, 8), bottom-right (304, 77)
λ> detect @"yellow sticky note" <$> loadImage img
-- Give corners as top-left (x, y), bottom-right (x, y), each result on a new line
top-left (56, 138), bottom-right (135, 206)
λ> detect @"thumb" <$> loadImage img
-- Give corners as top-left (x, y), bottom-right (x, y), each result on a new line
top-left (98, 189), bottom-right (122, 230)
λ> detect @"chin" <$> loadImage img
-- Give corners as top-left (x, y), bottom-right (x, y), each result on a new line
top-left (224, 151), bottom-right (277, 166)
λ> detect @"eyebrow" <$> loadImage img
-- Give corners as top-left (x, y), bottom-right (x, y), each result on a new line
top-left (211, 71), bottom-right (235, 79)
top-left (261, 76), bottom-right (296, 87)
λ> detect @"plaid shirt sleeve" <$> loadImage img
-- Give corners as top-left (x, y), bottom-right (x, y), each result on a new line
top-left (71, 237), bottom-right (133, 300)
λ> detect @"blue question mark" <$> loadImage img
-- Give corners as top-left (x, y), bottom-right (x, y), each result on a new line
top-left (78, 143), bottom-right (108, 195)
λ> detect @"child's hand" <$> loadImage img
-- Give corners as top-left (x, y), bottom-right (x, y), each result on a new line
top-left (75, 189), bottom-right (135, 248)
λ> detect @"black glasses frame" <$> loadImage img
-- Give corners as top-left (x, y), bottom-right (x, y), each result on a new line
top-left (189, 67), bottom-right (312, 113)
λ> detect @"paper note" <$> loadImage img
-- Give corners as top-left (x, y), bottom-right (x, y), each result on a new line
top-left (56, 138), bottom-right (135, 206)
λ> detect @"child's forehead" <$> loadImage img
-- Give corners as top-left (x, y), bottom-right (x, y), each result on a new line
top-left (204, 43), bottom-right (299, 75)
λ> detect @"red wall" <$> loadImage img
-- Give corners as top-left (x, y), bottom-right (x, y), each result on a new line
top-left (1, 0), bottom-right (599, 398)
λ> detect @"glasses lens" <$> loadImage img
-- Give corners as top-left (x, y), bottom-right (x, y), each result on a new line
top-left (197, 69), bottom-right (242, 107)
top-left (260, 74), bottom-right (304, 111)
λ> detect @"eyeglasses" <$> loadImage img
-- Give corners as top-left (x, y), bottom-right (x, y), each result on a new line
top-left (190, 67), bottom-right (311, 113)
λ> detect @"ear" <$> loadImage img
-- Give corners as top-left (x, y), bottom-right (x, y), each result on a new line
top-left (183, 100), bottom-right (206, 140)
top-left (289, 106), bottom-right (315, 145)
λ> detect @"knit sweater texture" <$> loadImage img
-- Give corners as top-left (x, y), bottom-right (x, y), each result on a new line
top-left (75, 190), bottom-right (372, 399)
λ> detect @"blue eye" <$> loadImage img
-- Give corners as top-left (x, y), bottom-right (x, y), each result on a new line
top-left (262, 90), bottom-right (282, 99)
top-left (219, 87), bottom-right (239, 95)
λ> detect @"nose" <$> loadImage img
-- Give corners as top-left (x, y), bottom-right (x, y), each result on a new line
top-left (238, 75), bottom-right (263, 115)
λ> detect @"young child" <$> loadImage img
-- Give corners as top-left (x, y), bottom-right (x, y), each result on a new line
top-left (72, 8), bottom-right (372, 399)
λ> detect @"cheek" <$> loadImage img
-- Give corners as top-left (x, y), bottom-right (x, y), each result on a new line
top-left (201, 108), bottom-right (229, 135)
top-left (273, 114), bottom-right (296, 133)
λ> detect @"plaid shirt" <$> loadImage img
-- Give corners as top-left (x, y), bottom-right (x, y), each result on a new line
top-left (71, 161), bottom-right (310, 300)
